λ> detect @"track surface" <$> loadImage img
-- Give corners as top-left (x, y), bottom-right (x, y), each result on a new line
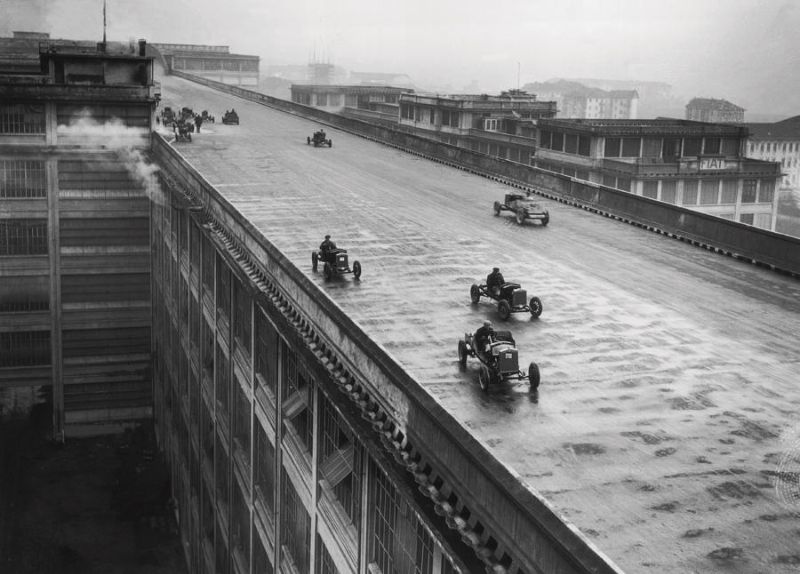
top-left (160, 76), bottom-right (800, 574)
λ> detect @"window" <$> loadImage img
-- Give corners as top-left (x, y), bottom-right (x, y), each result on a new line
top-left (617, 177), bottom-right (631, 192)
top-left (565, 133), bottom-right (578, 154)
top-left (329, 93), bottom-right (342, 106)
top-left (741, 179), bottom-right (757, 203)
top-left (661, 181), bottom-right (677, 204)
top-left (642, 181), bottom-right (658, 199)
top-left (551, 131), bottom-right (564, 152)
top-left (578, 135), bottom-right (591, 156)
top-left (233, 278), bottom-right (252, 360)
top-left (0, 160), bottom-right (46, 198)
top-left (0, 104), bottom-right (45, 134)
top-left (539, 130), bottom-right (552, 149)
top-left (232, 378), bottom-right (251, 468)
top-left (604, 137), bottom-right (621, 157)
top-left (700, 179), bottom-right (720, 204)
top-left (721, 180), bottom-right (738, 203)
top-left (703, 137), bottom-right (721, 155)
top-left (642, 138), bottom-right (662, 158)
top-left (319, 394), bottom-right (362, 528)
top-left (0, 331), bottom-right (50, 367)
top-left (759, 180), bottom-right (775, 203)
top-left (739, 213), bottom-right (754, 225)
top-left (621, 137), bottom-right (641, 157)
top-left (254, 420), bottom-right (276, 514)
top-left (484, 118), bottom-right (497, 131)
top-left (683, 181), bottom-right (698, 205)
top-left (682, 138), bottom-right (702, 157)
top-left (0, 219), bottom-right (47, 255)
top-left (281, 468), bottom-right (311, 573)
top-left (0, 275), bottom-right (49, 312)
top-left (663, 138), bottom-right (681, 159)
top-left (255, 310), bottom-right (277, 397)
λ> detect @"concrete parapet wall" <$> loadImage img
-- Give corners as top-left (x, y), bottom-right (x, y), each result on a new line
top-left (172, 69), bottom-right (800, 277)
top-left (151, 131), bottom-right (625, 574)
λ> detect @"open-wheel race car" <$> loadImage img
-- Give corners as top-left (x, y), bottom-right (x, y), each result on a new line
top-left (312, 248), bottom-right (361, 281)
top-left (470, 281), bottom-right (542, 320)
top-left (174, 120), bottom-right (192, 143)
top-left (307, 129), bottom-right (332, 147)
top-left (458, 330), bottom-right (540, 392)
top-left (494, 192), bottom-right (549, 226)
top-left (222, 110), bottom-right (239, 125)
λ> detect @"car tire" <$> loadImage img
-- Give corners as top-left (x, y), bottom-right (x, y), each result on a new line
top-left (312, 251), bottom-right (318, 271)
top-left (353, 260), bottom-right (362, 280)
top-left (515, 209), bottom-right (526, 225)
top-left (470, 284), bottom-right (481, 304)
top-left (528, 362), bottom-right (540, 390)
top-left (307, 137), bottom-right (311, 145)
top-left (458, 340), bottom-right (468, 366)
top-left (498, 300), bottom-right (511, 320)
top-left (529, 296), bottom-right (543, 318)
top-left (542, 212), bottom-right (550, 226)
top-left (323, 262), bottom-right (332, 281)
top-left (328, 139), bottom-right (333, 147)
top-left (493, 201), bottom-right (501, 216)
top-left (479, 365), bottom-right (491, 392)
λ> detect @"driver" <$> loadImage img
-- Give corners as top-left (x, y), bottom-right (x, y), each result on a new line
top-left (319, 234), bottom-right (337, 259)
top-left (474, 320), bottom-right (495, 358)
top-left (486, 267), bottom-right (505, 297)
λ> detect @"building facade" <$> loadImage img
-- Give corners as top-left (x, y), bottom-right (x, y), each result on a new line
top-left (535, 119), bottom-right (782, 229)
top-left (290, 84), bottom-right (410, 120)
top-left (0, 38), bottom-right (157, 438)
top-left (522, 81), bottom-right (638, 119)
top-left (398, 91), bottom-right (557, 165)
top-left (686, 98), bottom-right (745, 124)
top-left (746, 115), bottom-right (800, 192)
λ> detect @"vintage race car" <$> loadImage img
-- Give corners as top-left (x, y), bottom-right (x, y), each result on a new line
top-left (457, 330), bottom-right (540, 391)
top-left (222, 110), bottom-right (239, 125)
top-left (493, 192), bottom-right (549, 225)
top-left (307, 130), bottom-right (332, 147)
top-left (312, 248), bottom-right (361, 281)
top-left (470, 282), bottom-right (542, 320)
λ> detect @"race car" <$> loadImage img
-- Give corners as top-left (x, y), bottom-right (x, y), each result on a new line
top-left (494, 192), bottom-right (549, 225)
top-left (312, 248), bottom-right (361, 281)
top-left (470, 282), bottom-right (543, 320)
top-left (307, 129), bottom-right (332, 147)
top-left (457, 330), bottom-right (540, 391)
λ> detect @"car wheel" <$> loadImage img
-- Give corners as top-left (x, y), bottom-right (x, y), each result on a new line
top-left (470, 284), bottom-right (481, 304)
top-left (542, 212), bottom-right (550, 226)
top-left (493, 201), bottom-right (501, 216)
top-left (353, 260), bottom-right (362, 280)
top-left (479, 365), bottom-right (491, 392)
top-left (528, 362), bottom-right (540, 390)
top-left (328, 139), bottom-right (333, 147)
top-left (307, 136), bottom-right (311, 145)
top-left (312, 251), bottom-right (318, 271)
top-left (323, 262), bottom-right (332, 281)
top-left (458, 340), bottom-right (468, 366)
top-left (515, 209), bottom-right (526, 225)
top-left (529, 296), bottom-right (543, 318)
top-left (498, 300), bottom-right (511, 320)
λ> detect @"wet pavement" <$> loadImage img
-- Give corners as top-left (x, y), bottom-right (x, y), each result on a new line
top-left (159, 76), bottom-right (800, 574)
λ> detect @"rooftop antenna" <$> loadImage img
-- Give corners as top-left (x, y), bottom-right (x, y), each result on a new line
top-left (103, 0), bottom-right (107, 45)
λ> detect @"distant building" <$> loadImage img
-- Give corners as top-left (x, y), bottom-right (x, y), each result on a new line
top-left (746, 115), bottom-right (800, 191)
top-left (522, 80), bottom-right (638, 119)
top-left (686, 98), bottom-right (745, 124)
top-left (535, 118), bottom-right (781, 229)
top-left (398, 90), bottom-right (557, 164)
top-left (151, 43), bottom-right (259, 86)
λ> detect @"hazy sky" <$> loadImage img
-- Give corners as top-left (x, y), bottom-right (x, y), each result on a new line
top-left (3, 0), bottom-right (799, 114)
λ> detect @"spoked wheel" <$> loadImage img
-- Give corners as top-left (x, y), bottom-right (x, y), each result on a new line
top-left (352, 260), bottom-right (362, 280)
top-left (457, 340), bottom-right (468, 366)
top-left (528, 362), bottom-right (540, 391)
top-left (529, 296), bottom-right (543, 318)
top-left (323, 262), bottom-right (332, 280)
top-left (493, 201), bottom-right (501, 216)
top-left (312, 251), bottom-right (318, 271)
top-left (497, 300), bottom-right (511, 320)
top-left (479, 365), bottom-right (492, 392)
top-left (515, 209), bottom-right (526, 225)
top-left (541, 212), bottom-right (550, 226)
top-left (470, 284), bottom-right (481, 304)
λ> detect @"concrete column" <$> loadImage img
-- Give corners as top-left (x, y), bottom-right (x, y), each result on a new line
top-left (47, 156), bottom-right (64, 442)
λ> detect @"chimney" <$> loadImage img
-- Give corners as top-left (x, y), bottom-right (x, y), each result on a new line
top-left (138, 39), bottom-right (146, 57)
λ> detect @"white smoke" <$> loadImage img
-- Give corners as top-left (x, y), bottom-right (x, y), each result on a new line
top-left (57, 109), bottom-right (164, 205)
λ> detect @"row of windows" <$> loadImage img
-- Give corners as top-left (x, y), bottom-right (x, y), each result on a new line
top-left (749, 141), bottom-right (799, 154)
top-left (540, 130), bottom-right (741, 159)
top-left (0, 160), bottom-right (46, 198)
top-left (0, 104), bottom-right (45, 134)
top-left (151, 214), bottom-right (463, 574)
top-left (0, 219), bottom-right (48, 255)
top-left (0, 330), bottom-right (50, 367)
top-left (539, 130), bottom-right (591, 156)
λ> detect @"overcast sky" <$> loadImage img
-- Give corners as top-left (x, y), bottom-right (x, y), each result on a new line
top-left (3, 0), bottom-right (799, 115)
